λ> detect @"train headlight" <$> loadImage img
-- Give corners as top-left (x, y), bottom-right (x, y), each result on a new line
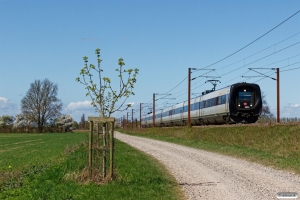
top-left (250, 104), bottom-right (252, 107)
top-left (238, 104), bottom-right (240, 107)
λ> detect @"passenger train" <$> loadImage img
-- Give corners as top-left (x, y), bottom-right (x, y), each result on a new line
top-left (141, 82), bottom-right (262, 127)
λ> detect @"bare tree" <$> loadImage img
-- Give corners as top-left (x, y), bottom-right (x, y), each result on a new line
top-left (21, 79), bottom-right (63, 132)
top-left (261, 92), bottom-right (274, 118)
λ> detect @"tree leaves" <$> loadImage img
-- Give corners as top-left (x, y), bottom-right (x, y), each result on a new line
top-left (77, 48), bottom-right (139, 117)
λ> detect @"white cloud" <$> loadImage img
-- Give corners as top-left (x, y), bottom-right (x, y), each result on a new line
top-left (64, 101), bottom-right (139, 122)
top-left (281, 103), bottom-right (300, 118)
top-left (270, 103), bottom-right (300, 118)
top-left (0, 97), bottom-right (20, 116)
top-left (65, 100), bottom-right (93, 111)
top-left (290, 104), bottom-right (300, 108)
top-left (64, 100), bottom-right (97, 122)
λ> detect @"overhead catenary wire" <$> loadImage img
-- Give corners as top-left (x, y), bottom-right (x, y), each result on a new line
top-left (218, 31), bottom-right (300, 71)
top-left (246, 61), bottom-right (300, 83)
top-left (139, 10), bottom-right (300, 117)
top-left (189, 33), bottom-right (300, 94)
top-left (202, 9), bottom-right (300, 69)
top-left (218, 54), bottom-right (300, 87)
top-left (221, 41), bottom-right (300, 77)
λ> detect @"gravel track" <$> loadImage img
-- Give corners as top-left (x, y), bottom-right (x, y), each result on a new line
top-left (115, 132), bottom-right (300, 200)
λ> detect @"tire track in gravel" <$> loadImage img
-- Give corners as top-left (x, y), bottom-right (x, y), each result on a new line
top-left (115, 132), bottom-right (300, 200)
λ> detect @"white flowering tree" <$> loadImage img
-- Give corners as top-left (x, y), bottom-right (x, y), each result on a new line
top-left (13, 114), bottom-right (37, 128)
top-left (55, 114), bottom-right (74, 132)
top-left (0, 115), bottom-right (15, 127)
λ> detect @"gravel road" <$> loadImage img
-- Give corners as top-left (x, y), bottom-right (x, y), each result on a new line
top-left (115, 132), bottom-right (300, 200)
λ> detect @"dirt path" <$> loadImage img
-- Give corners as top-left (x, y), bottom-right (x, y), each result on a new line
top-left (115, 132), bottom-right (300, 200)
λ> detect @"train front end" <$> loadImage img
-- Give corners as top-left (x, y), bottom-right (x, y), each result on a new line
top-left (229, 83), bottom-right (262, 123)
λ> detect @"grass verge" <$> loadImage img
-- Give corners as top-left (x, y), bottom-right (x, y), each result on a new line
top-left (0, 133), bottom-right (184, 200)
top-left (118, 124), bottom-right (300, 175)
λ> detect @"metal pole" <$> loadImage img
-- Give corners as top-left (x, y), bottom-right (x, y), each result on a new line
top-left (153, 93), bottom-right (155, 127)
top-left (132, 109), bottom-right (133, 129)
top-left (277, 68), bottom-right (280, 123)
top-left (140, 103), bottom-right (142, 128)
top-left (188, 68), bottom-right (191, 127)
top-left (126, 112), bottom-right (128, 128)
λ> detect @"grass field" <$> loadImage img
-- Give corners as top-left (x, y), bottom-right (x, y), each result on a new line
top-left (0, 133), bottom-right (87, 172)
top-left (0, 132), bottom-right (184, 200)
top-left (119, 123), bottom-right (300, 175)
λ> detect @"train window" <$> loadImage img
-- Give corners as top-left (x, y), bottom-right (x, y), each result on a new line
top-left (165, 112), bottom-right (168, 117)
top-left (212, 98), bottom-right (216, 106)
top-left (183, 105), bottom-right (188, 112)
top-left (237, 91), bottom-right (253, 108)
top-left (194, 102), bottom-right (199, 110)
top-left (218, 96), bottom-right (223, 105)
top-left (218, 95), bottom-right (226, 104)
top-left (223, 95), bottom-right (227, 104)
top-left (174, 108), bottom-right (178, 114)
top-left (239, 92), bottom-right (252, 100)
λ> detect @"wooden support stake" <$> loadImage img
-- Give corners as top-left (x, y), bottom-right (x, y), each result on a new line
top-left (89, 121), bottom-right (94, 180)
top-left (110, 121), bottom-right (114, 179)
top-left (102, 123), bottom-right (106, 178)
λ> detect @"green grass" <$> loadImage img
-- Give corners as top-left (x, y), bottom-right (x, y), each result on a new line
top-left (119, 124), bottom-right (300, 174)
top-left (0, 133), bottom-right (184, 200)
top-left (0, 133), bottom-right (88, 172)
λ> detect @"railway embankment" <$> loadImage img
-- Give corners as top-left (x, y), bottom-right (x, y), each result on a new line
top-left (116, 131), bottom-right (300, 200)
top-left (119, 123), bottom-right (300, 175)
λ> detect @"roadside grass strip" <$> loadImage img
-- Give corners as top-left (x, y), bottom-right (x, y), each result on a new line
top-left (119, 124), bottom-right (300, 175)
top-left (0, 136), bottom-right (184, 200)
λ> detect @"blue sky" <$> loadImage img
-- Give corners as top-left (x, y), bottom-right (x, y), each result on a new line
top-left (1, 0), bottom-right (300, 122)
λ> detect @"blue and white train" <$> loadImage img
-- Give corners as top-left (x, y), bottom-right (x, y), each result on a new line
top-left (141, 82), bottom-right (262, 127)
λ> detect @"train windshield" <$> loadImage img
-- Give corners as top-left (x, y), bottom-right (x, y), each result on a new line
top-left (238, 92), bottom-right (252, 101)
